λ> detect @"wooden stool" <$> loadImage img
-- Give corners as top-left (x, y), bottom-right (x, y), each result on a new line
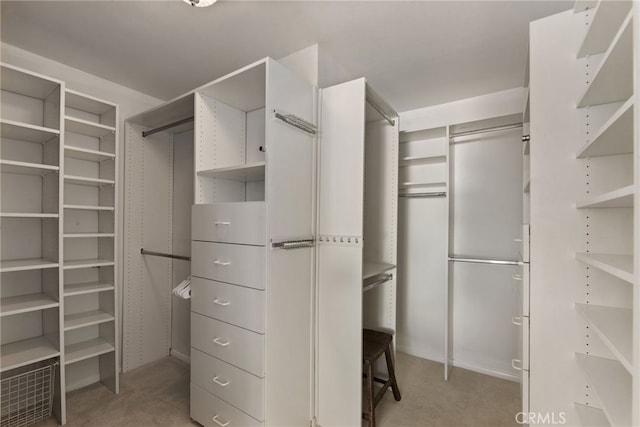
top-left (362, 329), bottom-right (401, 427)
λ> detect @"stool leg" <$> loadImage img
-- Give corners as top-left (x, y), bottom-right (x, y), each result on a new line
top-left (384, 345), bottom-right (402, 401)
top-left (366, 360), bottom-right (376, 427)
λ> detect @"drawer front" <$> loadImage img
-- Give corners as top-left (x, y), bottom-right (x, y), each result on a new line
top-left (192, 277), bottom-right (265, 333)
top-left (192, 202), bottom-right (265, 246)
top-left (192, 313), bottom-right (264, 377)
top-left (191, 383), bottom-right (263, 427)
top-left (192, 348), bottom-right (264, 421)
top-left (192, 241), bottom-right (265, 289)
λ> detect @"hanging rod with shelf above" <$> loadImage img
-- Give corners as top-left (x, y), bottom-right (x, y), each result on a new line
top-left (449, 123), bottom-right (523, 140)
top-left (140, 249), bottom-right (191, 261)
top-left (399, 191), bottom-right (447, 198)
top-left (141, 117), bottom-right (194, 138)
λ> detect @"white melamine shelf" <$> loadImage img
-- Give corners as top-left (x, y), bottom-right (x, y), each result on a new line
top-left (575, 403), bottom-right (610, 427)
top-left (577, 98), bottom-right (633, 158)
top-left (0, 119), bottom-right (60, 144)
top-left (578, 12), bottom-right (633, 108)
top-left (0, 159), bottom-right (59, 176)
top-left (577, 0), bottom-right (633, 58)
top-left (575, 353), bottom-right (631, 427)
top-left (63, 259), bottom-right (115, 270)
top-left (576, 185), bottom-right (634, 208)
top-left (0, 64), bottom-right (61, 100)
top-left (0, 213), bottom-right (58, 218)
top-left (0, 336), bottom-right (59, 373)
top-left (0, 259), bottom-right (59, 273)
top-left (399, 155), bottom-right (446, 167)
top-left (64, 204), bottom-right (114, 211)
top-left (64, 310), bottom-right (114, 331)
top-left (64, 175), bottom-right (115, 186)
top-left (197, 162), bottom-right (265, 182)
top-left (64, 281), bottom-right (114, 297)
top-left (65, 145), bottom-right (115, 162)
top-left (363, 262), bottom-right (395, 280)
top-left (65, 338), bottom-right (114, 365)
top-left (575, 303), bottom-right (632, 372)
top-left (575, 253), bottom-right (633, 284)
top-left (0, 294), bottom-right (59, 317)
top-left (65, 117), bottom-right (115, 138)
top-left (66, 90), bottom-right (115, 117)
top-left (399, 181), bottom-right (447, 189)
top-left (63, 233), bottom-right (115, 239)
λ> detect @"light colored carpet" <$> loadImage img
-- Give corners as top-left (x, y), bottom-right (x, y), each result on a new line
top-left (35, 352), bottom-right (519, 426)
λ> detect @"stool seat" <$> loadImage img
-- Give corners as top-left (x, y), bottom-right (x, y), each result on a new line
top-left (362, 329), bottom-right (401, 427)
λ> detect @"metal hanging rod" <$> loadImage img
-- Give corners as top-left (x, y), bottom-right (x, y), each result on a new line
top-left (399, 192), bottom-right (447, 199)
top-left (449, 123), bottom-right (523, 139)
top-left (363, 273), bottom-right (393, 293)
top-left (448, 256), bottom-right (523, 266)
top-left (366, 98), bottom-right (395, 127)
top-left (142, 117), bottom-right (194, 138)
top-left (141, 249), bottom-right (191, 261)
top-left (271, 238), bottom-right (315, 250)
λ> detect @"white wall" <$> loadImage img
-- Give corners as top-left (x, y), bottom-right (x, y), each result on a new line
top-left (397, 88), bottom-right (524, 379)
top-left (1, 42), bottom-right (164, 371)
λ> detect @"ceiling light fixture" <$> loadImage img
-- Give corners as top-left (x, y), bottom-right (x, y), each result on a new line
top-left (184, 0), bottom-right (217, 7)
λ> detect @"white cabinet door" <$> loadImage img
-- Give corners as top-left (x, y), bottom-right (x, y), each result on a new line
top-left (263, 58), bottom-right (316, 426)
top-left (316, 78), bottom-right (366, 427)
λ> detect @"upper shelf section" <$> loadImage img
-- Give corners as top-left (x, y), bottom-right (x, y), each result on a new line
top-left (65, 89), bottom-right (117, 129)
top-left (578, 0), bottom-right (633, 57)
top-left (0, 119), bottom-right (59, 144)
top-left (197, 162), bottom-right (265, 182)
top-left (197, 60), bottom-right (266, 112)
top-left (577, 11), bottom-right (633, 107)
top-left (1, 63), bottom-right (61, 101)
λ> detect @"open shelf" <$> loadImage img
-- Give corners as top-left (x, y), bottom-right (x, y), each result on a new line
top-left (63, 259), bottom-right (115, 270)
top-left (64, 175), bottom-right (115, 187)
top-left (399, 181), bottom-right (447, 189)
top-left (66, 90), bottom-right (116, 118)
top-left (577, 1), bottom-right (633, 58)
top-left (0, 159), bottom-right (59, 176)
top-left (577, 99), bottom-right (633, 158)
top-left (0, 336), bottom-right (60, 373)
top-left (399, 155), bottom-right (446, 167)
top-left (64, 281), bottom-right (114, 297)
top-left (0, 119), bottom-right (60, 144)
top-left (63, 204), bottom-right (114, 212)
top-left (65, 337), bottom-right (114, 365)
top-left (575, 403), bottom-right (610, 427)
top-left (576, 185), bottom-right (634, 208)
top-left (0, 258), bottom-right (59, 273)
top-left (65, 117), bottom-right (115, 139)
top-left (575, 303), bottom-right (632, 373)
top-left (0, 64), bottom-right (61, 101)
top-left (575, 253), bottom-right (633, 283)
top-left (575, 353), bottom-right (631, 427)
top-left (0, 294), bottom-right (59, 317)
top-left (362, 262), bottom-right (395, 280)
top-left (197, 59), bottom-right (266, 112)
top-left (63, 233), bottom-right (115, 239)
top-left (65, 145), bottom-right (115, 162)
top-left (0, 213), bottom-right (59, 218)
top-left (197, 162), bottom-right (265, 182)
top-left (64, 310), bottom-right (114, 331)
top-left (578, 11), bottom-right (633, 108)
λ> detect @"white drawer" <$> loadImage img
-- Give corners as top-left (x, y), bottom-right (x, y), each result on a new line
top-left (191, 383), bottom-right (263, 427)
top-left (192, 312), bottom-right (264, 377)
top-left (192, 202), bottom-right (265, 246)
top-left (192, 348), bottom-right (264, 421)
top-left (192, 277), bottom-right (265, 333)
top-left (192, 241), bottom-right (265, 289)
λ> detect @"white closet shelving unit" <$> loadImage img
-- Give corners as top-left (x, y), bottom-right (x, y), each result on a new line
top-left (529, 2), bottom-right (638, 425)
top-left (1, 63), bottom-right (119, 425)
top-left (62, 88), bottom-right (119, 399)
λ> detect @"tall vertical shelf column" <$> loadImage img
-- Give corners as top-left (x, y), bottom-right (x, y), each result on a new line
top-left (0, 63), bottom-right (64, 421)
top-left (529, 2), bottom-right (638, 425)
top-left (62, 89), bottom-right (119, 397)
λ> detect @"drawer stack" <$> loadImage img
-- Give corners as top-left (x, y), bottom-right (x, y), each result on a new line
top-left (191, 202), bottom-right (266, 427)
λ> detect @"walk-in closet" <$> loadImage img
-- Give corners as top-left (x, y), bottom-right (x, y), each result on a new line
top-left (0, 1), bottom-right (638, 427)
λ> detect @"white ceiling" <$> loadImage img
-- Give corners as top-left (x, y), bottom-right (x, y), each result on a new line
top-left (1, 1), bottom-right (572, 112)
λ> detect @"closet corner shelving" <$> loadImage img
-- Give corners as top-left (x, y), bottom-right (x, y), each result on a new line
top-left (2, 63), bottom-right (120, 425)
top-left (529, 2), bottom-right (638, 426)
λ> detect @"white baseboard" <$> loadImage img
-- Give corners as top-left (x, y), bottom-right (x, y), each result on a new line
top-left (170, 349), bottom-right (191, 364)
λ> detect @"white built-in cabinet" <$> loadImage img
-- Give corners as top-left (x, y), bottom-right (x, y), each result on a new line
top-left (0, 63), bottom-right (119, 425)
top-left (529, 1), bottom-right (638, 425)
